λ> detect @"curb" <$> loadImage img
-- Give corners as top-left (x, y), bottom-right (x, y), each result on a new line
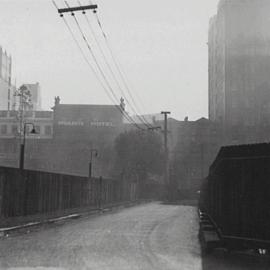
top-left (0, 213), bottom-right (82, 237)
top-left (0, 200), bottom-right (151, 237)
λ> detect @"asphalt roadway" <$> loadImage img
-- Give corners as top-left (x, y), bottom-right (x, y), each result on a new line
top-left (0, 202), bottom-right (270, 270)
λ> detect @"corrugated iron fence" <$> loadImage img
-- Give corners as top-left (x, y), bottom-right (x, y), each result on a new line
top-left (0, 167), bottom-right (138, 218)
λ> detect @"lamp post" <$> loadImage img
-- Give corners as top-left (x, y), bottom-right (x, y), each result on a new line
top-left (89, 149), bottom-right (98, 178)
top-left (19, 122), bottom-right (37, 170)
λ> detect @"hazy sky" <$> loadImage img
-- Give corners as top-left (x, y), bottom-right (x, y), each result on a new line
top-left (0, 0), bottom-right (219, 120)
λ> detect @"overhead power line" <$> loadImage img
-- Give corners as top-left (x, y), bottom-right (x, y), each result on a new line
top-left (56, 1), bottom-right (155, 129)
top-left (77, 1), bottom-right (153, 129)
top-left (89, 3), bottom-right (153, 126)
top-left (51, 0), bottom-right (145, 130)
top-left (64, 1), bottom-right (141, 127)
top-left (63, 1), bottom-right (151, 129)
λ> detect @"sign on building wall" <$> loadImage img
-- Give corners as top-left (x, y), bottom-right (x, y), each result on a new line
top-left (57, 120), bottom-right (115, 127)
top-left (53, 104), bottom-right (124, 141)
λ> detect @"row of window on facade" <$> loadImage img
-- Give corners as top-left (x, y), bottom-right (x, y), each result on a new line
top-left (0, 111), bottom-right (53, 119)
top-left (0, 124), bottom-right (52, 136)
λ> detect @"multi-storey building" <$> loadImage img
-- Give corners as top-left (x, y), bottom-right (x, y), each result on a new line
top-left (0, 110), bottom-right (53, 168)
top-left (172, 118), bottom-right (221, 196)
top-left (51, 102), bottom-right (125, 176)
top-left (0, 98), bottom-right (126, 177)
top-left (0, 110), bottom-right (53, 139)
top-left (0, 47), bottom-right (15, 110)
top-left (19, 83), bottom-right (42, 111)
top-left (209, 0), bottom-right (270, 144)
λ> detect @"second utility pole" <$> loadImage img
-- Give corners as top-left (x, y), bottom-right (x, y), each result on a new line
top-left (161, 111), bottom-right (170, 157)
top-left (161, 111), bottom-right (171, 199)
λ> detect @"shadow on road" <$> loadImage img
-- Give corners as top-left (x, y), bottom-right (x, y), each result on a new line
top-left (202, 249), bottom-right (270, 270)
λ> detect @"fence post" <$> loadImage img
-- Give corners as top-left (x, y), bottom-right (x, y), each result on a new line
top-left (0, 170), bottom-right (3, 218)
top-left (99, 176), bottom-right (102, 210)
top-left (23, 170), bottom-right (28, 216)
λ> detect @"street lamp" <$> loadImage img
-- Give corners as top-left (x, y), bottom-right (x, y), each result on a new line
top-left (89, 149), bottom-right (98, 178)
top-left (19, 122), bottom-right (37, 170)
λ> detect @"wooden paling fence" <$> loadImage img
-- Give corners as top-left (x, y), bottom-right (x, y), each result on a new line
top-left (0, 167), bottom-right (138, 218)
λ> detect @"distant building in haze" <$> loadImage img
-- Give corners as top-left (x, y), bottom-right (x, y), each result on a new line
top-left (0, 98), bottom-right (126, 177)
top-left (21, 83), bottom-right (42, 111)
top-left (51, 102), bottom-right (125, 176)
top-left (209, 0), bottom-right (270, 144)
top-left (0, 46), bottom-right (15, 110)
top-left (172, 117), bottom-right (221, 196)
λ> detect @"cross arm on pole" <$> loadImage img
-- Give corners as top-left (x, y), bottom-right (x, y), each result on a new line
top-left (148, 126), bottom-right (161, 131)
top-left (58, 4), bottom-right (98, 14)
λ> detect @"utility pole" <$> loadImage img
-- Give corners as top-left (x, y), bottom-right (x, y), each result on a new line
top-left (19, 123), bottom-right (37, 170)
top-left (99, 176), bottom-right (102, 210)
top-left (161, 111), bottom-right (171, 199)
top-left (161, 112), bottom-right (170, 157)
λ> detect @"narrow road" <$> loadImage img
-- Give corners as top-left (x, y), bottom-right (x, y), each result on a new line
top-left (0, 202), bottom-right (269, 270)
top-left (0, 203), bottom-right (200, 270)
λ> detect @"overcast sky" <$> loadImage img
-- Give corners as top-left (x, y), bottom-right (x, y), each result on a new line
top-left (0, 0), bottom-right (219, 120)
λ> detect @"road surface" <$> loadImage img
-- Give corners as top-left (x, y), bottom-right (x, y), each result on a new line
top-left (0, 202), bottom-right (270, 270)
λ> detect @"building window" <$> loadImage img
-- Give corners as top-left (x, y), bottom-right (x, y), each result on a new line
top-left (231, 98), bottom-right (238, 109)
top-left (35, 111), bottom-right (53, 118)
top-left (1, 125), bottom-right (7, 135)
top-left (26, 125), bottom-right (31, 133)
top-left (26, 125), bottom-right (38, 134)
top-left (0, 111), bottom-right (7, 118)
top-left (12, 125), bottom-right (18, 135)
top-left (232, 118), bottom-right (237, 126)
top-left (44, 125), bottom-right (52, 135)
top-left (35, 125), bottom-right (41, 134)
top-left (9, 111), bottom-right (17, 117)
top-left (25, 111), bottom-right (33, 118)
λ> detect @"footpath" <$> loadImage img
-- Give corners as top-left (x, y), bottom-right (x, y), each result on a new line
top-left (0, 200), bottom-right (149, 237)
